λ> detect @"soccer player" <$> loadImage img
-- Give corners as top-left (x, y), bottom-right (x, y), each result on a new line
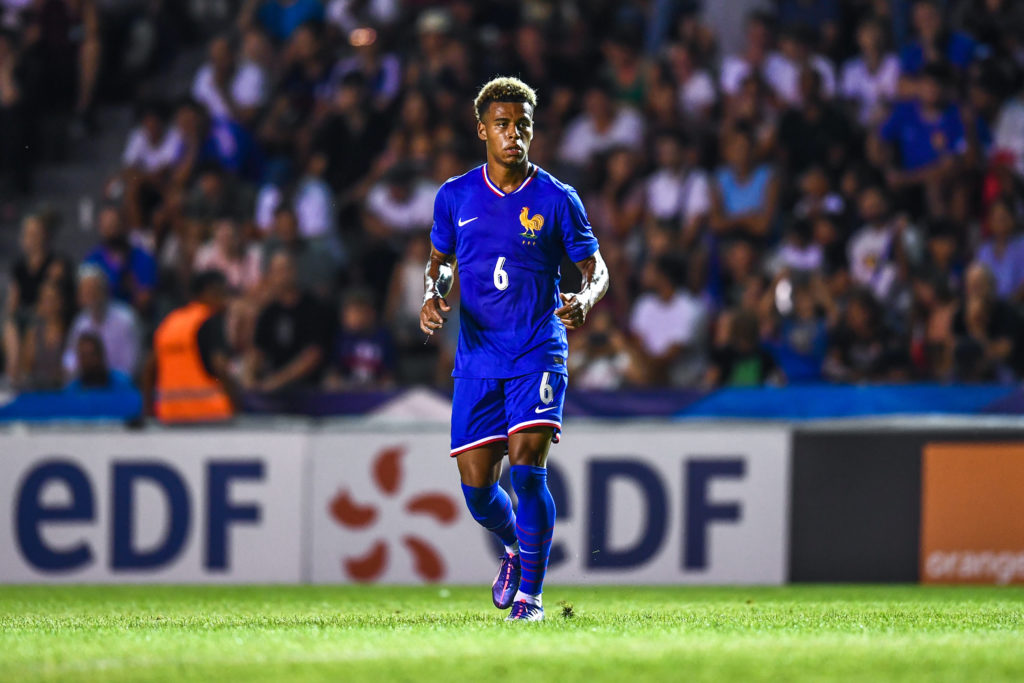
top-left (420, 77), bottom-right (609, 621)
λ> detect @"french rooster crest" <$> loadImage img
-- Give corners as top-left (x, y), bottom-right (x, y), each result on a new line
top-left (519, 207), bottom-right (544, 239)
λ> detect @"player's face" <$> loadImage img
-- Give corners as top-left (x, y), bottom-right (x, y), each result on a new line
top-left (478, 101), bottom-right (534, 167)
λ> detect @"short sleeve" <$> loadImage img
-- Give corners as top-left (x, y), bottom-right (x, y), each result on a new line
top-left (560, 188), bottom-right (600, 263)
top-left (429, 184), bottom-right (455, 255)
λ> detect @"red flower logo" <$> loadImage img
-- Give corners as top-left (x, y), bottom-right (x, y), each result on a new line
top-left (329, 446), bottom-right (459, 582)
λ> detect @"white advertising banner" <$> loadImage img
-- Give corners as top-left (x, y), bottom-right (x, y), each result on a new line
top-left (309, 426), bottom-right (790, 585)
top-left (0, 431), bottom-right (306, 583)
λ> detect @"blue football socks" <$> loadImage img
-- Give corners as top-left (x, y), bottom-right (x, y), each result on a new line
top-left (461, 482), bottom-right (519, 553)
top-left (510, 465), bottom-right (556, 600)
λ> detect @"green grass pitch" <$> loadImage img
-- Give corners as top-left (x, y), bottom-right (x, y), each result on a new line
top-left (2, 585), bottom-right (1023, 682)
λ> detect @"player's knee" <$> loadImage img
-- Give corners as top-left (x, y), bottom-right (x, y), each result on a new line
top-left (511, 464), bottom-right (547, 494)
top-left (460, 481), bottom-right (497, 512)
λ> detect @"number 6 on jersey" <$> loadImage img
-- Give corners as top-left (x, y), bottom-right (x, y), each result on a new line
top-left (493, 256), bottom-right (509, 290)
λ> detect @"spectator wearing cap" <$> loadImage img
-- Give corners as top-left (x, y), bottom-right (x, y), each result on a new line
top-left (63, 264), bottom-right (141, 378)
top-left (558, 83), bottom-right (645, 171)
top-left (877, 63), bottom-right (966, 218)
top-left (240, 0), bottom-right (324, 44)
top-left (975, 198), bottom-right (1024, 301)
top-left (840, 18), bottom-right (901, 126)
top-left (629, 254), bottom-right (709, 386)
top-left (245, 250), bottom-right (333, 392)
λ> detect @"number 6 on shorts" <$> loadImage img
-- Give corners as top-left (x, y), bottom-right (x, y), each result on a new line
top-left (539, 371), bottom-right (554, 404)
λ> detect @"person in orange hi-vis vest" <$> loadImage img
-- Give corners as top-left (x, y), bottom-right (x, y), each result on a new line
top-left (143, 270), bottom-right (239, 423)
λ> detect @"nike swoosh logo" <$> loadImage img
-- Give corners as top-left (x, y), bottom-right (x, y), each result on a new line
top-left (458, 217), bottom-right (479, 226)
top-left (535, 405), bottom-right (558, 414)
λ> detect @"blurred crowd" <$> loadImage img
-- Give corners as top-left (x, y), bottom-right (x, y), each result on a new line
top-left (5, 0), bottom-right (1024, 397)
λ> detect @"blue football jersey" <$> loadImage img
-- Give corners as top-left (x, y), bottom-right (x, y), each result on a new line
top-left (430, 164), bottom-right (600, 379)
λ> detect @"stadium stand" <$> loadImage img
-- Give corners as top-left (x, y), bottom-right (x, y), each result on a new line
top-left (4, 0), bottom-right (1024, 411)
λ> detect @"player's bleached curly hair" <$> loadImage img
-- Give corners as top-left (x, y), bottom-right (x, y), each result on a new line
top-left (473, 76), bottom-right (538, 122)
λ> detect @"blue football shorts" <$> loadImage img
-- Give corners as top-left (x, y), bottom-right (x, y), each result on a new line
top-left (449, 371), bottom-right (567, 456)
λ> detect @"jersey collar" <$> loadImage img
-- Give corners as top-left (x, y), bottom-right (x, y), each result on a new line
top-left (482, 163), bottom-right (537, 197)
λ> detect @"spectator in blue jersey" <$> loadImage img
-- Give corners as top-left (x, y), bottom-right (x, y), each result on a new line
top-left (83, 205), bottom-right (157, 314)
top-left (764, 273), bottom-right (832, 383)
top-left (65, 332), bottom-right (135, 392)
top-left (899, 0), bottom-right (977, 84)
top-left (240, 0), bottom-right (324, 44)
top-left (325, 289), bottom-right (396, 389)
top-left (878, 63), bottom-right (965, 218)
top-left (172, 98), bottom-right (262, 184)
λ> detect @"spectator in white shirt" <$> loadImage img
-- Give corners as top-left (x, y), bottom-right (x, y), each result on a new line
top-left (558, 84), bottom-right (645, 169)
top-left (840, 18), bottom-right (900, 125)
top-left (294, 153), bottom-right (336, 240)
top-left (63, 265), bottom-right (141, 378)
top-left (666, 42), bottom-right (717, 122)
top-left (191, 35), bottom-right (238, 121)
top-left (765, 25), bottom-right (836, 106)
top-left (629, 254), bottom-right (709, 386)
top-left (364, 163), bottom-right (438, 236)
top-left (644, 131), bottom-right (711, 246)
top-left (233, 28), bottom-right (272, 121)
top-left (847, 186), bottom-right (900, 299)
top-left (122, 103), bottom-right (180, 174)
top-left (720, 10), bottom-right (775, 99)
top-left (993, 87), bottom-right (1024, 177)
